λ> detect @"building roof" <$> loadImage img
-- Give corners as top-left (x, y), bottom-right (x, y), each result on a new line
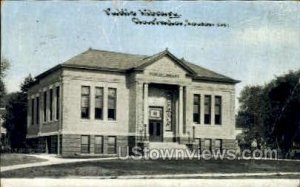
top-left (64, 48), bottom-right (148, 70)
top-left (37, 48), bottom-right (240, 84)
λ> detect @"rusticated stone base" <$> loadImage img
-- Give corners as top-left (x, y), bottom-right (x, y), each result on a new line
top-left (61, 134), bottom-right (128, 157)
top-left (27, 135), bottom-right (236, 157)
top-left (191, 138), bottom-right (237, 154)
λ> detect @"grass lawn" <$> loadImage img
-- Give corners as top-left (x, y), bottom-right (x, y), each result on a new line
top-left (1, 159), bottom-right (300, 178)
top-left (0, 154), bottom-right (47, 167)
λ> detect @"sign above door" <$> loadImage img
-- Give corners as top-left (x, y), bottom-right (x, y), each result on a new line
top-left (149, 107), bottom-right (163, 120)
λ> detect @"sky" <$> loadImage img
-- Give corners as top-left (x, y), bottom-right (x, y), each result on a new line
top-left (2, 1), bottom-right (300, 109)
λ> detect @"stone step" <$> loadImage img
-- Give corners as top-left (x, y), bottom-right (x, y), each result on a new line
top-left (148, 142), bottom-right (189, 150)
top-left (146, 142), bottom-right (195, 158)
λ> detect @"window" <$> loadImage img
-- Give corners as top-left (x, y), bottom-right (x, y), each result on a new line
top-left (193, 94), bottom-right (200, 124)
top-left (81, 86), bottom-right (90, 119)
top-left (204, 139), bottom-right (212, 151)
top-left (43, 91), bottom-right (47, 122)
top-left (215, 139), bottom-right (222, 152)
top-left (215, 96), bottom-right (222, 125)
top-left (94, 136), bottom-right (103, 154)
top-left (49, 89), bottom-right (53, 121)
top-left (107, 136), bottom-right (116, 154)
top-left (195, 138), bottom-right (201, 153)
top-left (95, 87), bottom-right (103, 120)
top-left (56, 86), bottom-right (60, 120)
top-left (108, 88), bottom-right (117, 120)
top-left (36, 97), bottom-right (39, 124)
top-left (31, 98), bottom-right (34, 125)
top-left (204, 95), bottom-right (211, 124)
top-left (81, 135), bottom-right (90, 153)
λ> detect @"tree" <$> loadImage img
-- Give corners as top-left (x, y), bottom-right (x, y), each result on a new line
top-left (265, 70), bottom-right (300, 156)
top-left (21, 74), bottom-right (34, 93)
top-left (0, 57), bottom-right (10, 107)
top-left (236, 86), bottom-right (267, 149)
top-left (237, 70), bottom-right (300, 157)
top-left (1, 57), bottom-right (10, 78)
top-left (3, 74), bottom-right (34, 150)
top-left (0, 80), bottom-right (5, 107)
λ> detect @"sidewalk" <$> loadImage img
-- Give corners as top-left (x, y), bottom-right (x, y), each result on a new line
top-left (78, 172), bottom-right (300, 179)
top-left (1, 154), bottom-right (118, 172)
top-left (2, 179), bottom-right (299, 187)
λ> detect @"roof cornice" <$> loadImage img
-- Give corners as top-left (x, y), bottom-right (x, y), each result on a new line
top-left (193, 76), bottom-right (241, 84)
top-left (61, 64), bottom-right (127, 73)
top-left (35, 64), bottom-right (128, 81)
top-left (35, 64), bottom-right (62, 80)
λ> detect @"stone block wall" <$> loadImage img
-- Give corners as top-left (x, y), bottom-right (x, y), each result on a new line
top-left (191, 138), bottom-right (236, 153)
top-left (61, 134), bottom-right (128, 157)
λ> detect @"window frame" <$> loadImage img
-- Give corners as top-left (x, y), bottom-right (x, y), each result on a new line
top-left (43, 91), bottom-right (47, 122)
top-left (94, 135), bottom-right (103, 154)
top-left (215, 139), bottom-right (223, 153)
top-left (80, 135), bottom-right (90, 154)
top-left (204, 139), bottom-right (212, 152)
top-left (204, 95), bottom-right (212, 125)
top-left (31, 98), bottom-right (35, 125)
top-left (195, 138), bottom-right (201, 153)
top-left (49, 89), bottom-right (53, 121)
top-left (81, 86), bottom-right (90, 119)
top-left (56, 86), bottom-right (60, 120)
top-left (94, 87), bottom-right (104, 120)
top-left (214, 96), bottom-right (222, 125)
top-left (193, 94), bottom-right (201, 124)
top-left (107, 88), bottom-right (117, 121)
top-left (36, 96), bottom-right (39, 125)
top-left (107, 136), bottom-right (117, 154)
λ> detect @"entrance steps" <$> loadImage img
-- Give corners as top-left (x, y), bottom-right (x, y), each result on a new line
top-left (148, 142), bottom-right (189, 150)
top-left (147, 142), bottom-right (194, 159)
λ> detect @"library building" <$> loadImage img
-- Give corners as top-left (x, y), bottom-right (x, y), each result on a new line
top-left (26, 48), bottom-right (239, 157)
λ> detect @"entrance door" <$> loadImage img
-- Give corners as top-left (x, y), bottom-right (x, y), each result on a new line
top-left (149, 120), bottom-right (163, 142)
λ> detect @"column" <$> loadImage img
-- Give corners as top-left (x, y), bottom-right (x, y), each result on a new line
top-left (143, 83), bottom-right (149, 141)
top-left (135, 82), bottom-right (143, 140)
top-left (178, 86), bottom-right (183, 137)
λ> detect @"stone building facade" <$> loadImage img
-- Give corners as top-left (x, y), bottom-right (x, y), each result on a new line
top-left (26, 49), bottom-right (239, 157)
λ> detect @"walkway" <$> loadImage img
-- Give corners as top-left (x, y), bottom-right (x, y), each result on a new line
top-left (79, 172), bottom-right (300, 179)
top-left (1, 154), bottom-right (118, 172)
top-left (2, 179), bottom-right (299, 187)
top-left (2, 154), bottom-right (300, 178)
